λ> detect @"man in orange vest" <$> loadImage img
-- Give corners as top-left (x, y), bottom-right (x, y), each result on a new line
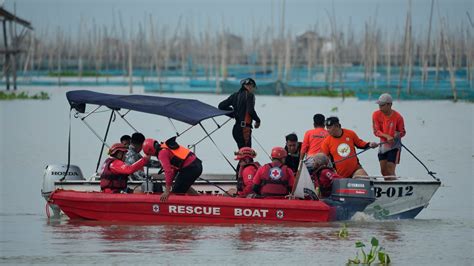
top-left (143, 137), bottom-right (202, 202)
top-left (321, 117), bottom-right (378, 178)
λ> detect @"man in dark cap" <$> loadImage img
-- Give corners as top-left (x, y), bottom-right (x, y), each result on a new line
top-left (321, 116), bottom-right (378, 178)
top-left (218, 77), bottom-right (261, 149)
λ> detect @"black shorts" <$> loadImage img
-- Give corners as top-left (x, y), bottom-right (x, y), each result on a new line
top-left (378, 148), bottom-right (401, 164)
top-left (172, 158), bottom-right (203, 193)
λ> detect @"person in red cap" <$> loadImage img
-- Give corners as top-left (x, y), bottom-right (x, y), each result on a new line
top-left (252, 147), bottom-right (295, 197)
top-left (231, 147), bottom-right (261, 197)
top-left (99, 143), bottom-right (150, 193)
top-left (218, 77), bottom-right (261, 149)
top-left (142, 137), bottom-right (202, 202)
top-left (372, 93), bottom-right (406, 177)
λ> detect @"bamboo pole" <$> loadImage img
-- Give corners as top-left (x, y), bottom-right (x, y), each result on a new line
top-left (128, 21), bottom-right (133, 94)
top-left (440, 18), bottom-right (457, 101)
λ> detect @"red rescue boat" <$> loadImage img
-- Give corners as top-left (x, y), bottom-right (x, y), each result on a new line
top-left (49, 190), bottom-right (336, 223)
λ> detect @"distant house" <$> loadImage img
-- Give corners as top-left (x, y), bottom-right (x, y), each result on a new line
top-left (296, 31), bottom-right (332, 65)
top-left (218, 33), bottom-right (244, 64)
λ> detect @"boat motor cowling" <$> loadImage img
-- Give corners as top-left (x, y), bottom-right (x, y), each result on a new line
top-left (42, 164), bottom-right (85, 198)
top-left (323, 178), bottom-right (375, 220)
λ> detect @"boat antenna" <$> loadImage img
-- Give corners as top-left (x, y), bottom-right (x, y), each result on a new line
top-left (401, 143), bottom-right (440, 181)
top-left (60, 108), bottom-right (73, 181)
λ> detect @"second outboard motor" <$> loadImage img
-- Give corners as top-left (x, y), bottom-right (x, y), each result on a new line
top-left (323, 178), bottom-right (375, 220)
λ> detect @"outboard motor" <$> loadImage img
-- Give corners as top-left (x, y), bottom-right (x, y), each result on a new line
top-left (42, 164), bottom-right (85, 199)
top-left (323, 178), bottom-right (375, 220)
top-left (42, 164), bottom-right (85, 218)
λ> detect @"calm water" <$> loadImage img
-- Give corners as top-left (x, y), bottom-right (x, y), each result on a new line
top-left (1, 87), bottom-right (473, 265)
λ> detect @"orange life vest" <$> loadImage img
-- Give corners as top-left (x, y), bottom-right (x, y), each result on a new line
top-left (160, 143), bottom-right (192, 169)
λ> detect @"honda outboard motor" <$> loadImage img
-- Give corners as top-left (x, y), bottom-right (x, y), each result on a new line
top-left (42, 164), bottom-right (85, 199)
top-left (323, 178), bottom-right (375, 220)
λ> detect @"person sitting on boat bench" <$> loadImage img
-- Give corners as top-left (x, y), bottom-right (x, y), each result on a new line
top-left (120, 135), bottom-right (131, 148)
top-left (305, 153), bottom-right (341, 198)
top-left (99, 143), bottom-right (150, 193)
top-left (252, 147), bottom-right (295, 198)
top-left (321, 117), bottom-right (378, 178)
top-left (143, 137), bottom-right (202, 202)
top-left (125, 132), bottom-right (162, 181)
top-left (230, 147), bottom-right (261, 197)
top-left (284, 133), bottom-right (302, 174)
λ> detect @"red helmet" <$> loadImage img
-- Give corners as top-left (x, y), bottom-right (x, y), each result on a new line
top-left (271, 146), bottom-right (287, 159)
top-left (234, 147), bottom-right (257, 160)
top-left (143, 138), bottom-right (158, 156)
top-left (108, 143), bottom-right (128, 156)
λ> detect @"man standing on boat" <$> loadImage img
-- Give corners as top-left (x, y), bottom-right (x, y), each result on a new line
top-left (300, 114), bottom-right (328, 161)
top-left (372, 93), bottom-right (406, 177)
top-left (143, 137), bottom-right (202, 202)
top-left (99, 143), bottom-right (150, 193)
top-left (321, 117), bottom-right (378, 178)
top-left (218, 77), bottom-right (261, 149)
top-left (125, 132), bottom-right (161, 181)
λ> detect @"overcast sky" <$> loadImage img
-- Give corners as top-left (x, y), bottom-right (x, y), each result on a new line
top-left (3, 0), bottom-right (473, 39)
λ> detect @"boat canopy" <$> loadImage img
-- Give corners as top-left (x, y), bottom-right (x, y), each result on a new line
top-left (66, 90), bottom-right (232, 125)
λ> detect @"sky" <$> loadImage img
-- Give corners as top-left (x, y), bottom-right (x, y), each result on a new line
top-left (2, 0), bottom-right (473, 39)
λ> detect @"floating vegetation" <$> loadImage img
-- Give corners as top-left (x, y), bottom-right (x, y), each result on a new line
top-left (347, 237), bottom-right (391, 265)
top-left (338, 223), bottom-right (349, 239)
top-left (48, 70), bottom-right (104, 77)
top-left (372, 205), bottom-right (390, 220)
top-left (331, 106), bottom-right (339, 112)
top-left (285, 89), bottom-right (355, 98)
top-left (0, 91), bottom-right (50, 100)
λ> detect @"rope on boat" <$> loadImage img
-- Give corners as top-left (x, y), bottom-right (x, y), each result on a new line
top-left (198, 122), bottom-right (237, 172)
top-left (60, 108), bottom-right (73, 182)
top-left (251, 134), bottom-right (272, 160)
top-left (45, 202), bottom-right (51, 219)
top-left (197, 177), bottom-right (233, 197)
top-left (401, 143), bottom-right (440, 181)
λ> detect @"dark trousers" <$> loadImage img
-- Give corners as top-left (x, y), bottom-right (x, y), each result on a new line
top-left (232, 123), bottom-right (252, 149)
top-left (172, 158), bottom-right (203, 193)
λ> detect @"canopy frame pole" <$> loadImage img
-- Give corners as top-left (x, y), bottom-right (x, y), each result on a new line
top-left (198, 122), bottom-right (236, 172)
top-left (81, 105), bottom-right (103, 119)
top-left (94, 110), bottom-right (115, 173)
top-left (189, 117), bottom-right (232, 150)
top-left (115, 110), bottom-right (138, 132)
top-left (166, 117), bottom-right (194, 137)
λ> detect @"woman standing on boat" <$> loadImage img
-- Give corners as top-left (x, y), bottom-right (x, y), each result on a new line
top-left (99, 143), bottom-right (150, 193)
top-left (218, 77), bottom-right (261, 149)
top-left (143, 137), bottom-right (202, 202)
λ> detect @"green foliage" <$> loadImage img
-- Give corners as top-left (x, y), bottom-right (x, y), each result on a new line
top-left (0, 91), bottom-right (50, 100)
top-left (338, 223), bottom-right (349, 239)
top-left (48, 70), bottom-right (103, 77)
top-left (372, 205), bottom-right (390, 219)
top-left (331, 106), bottom-right (339, 112)
top-left (347, 237), bottom-right (391, 265)
top-left (286, 89), bottom-right (355, 98)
